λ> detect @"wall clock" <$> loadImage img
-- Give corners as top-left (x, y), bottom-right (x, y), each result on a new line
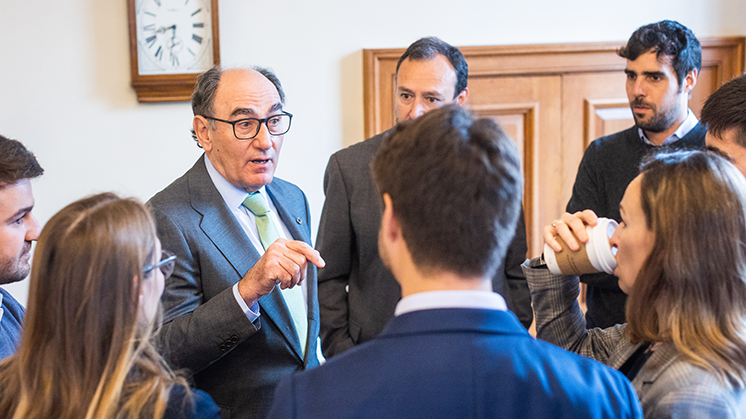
top-left (127, 0), bottom-right (220, 102)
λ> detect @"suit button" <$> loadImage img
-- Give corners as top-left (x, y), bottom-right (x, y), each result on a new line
top-left (220, 344), bottom-right (227, 351)
top-left (231, 335), bottom-right (239, 343)
top-left (295, 217), bottom-right (302, 224)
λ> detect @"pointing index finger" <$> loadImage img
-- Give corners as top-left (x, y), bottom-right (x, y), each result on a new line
top-left (286, 240), bottom-right (326, 268)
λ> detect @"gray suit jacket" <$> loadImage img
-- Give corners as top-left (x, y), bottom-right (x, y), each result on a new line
top-left (316, 131), bottom-right (532, 359)
top-left (148, 155), bottom-right (320, 419)
top-left (523, 257), bottom-right (746, 418)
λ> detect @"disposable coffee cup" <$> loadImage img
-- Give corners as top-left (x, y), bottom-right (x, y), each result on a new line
top-left (543, 217), bottom-right (618, 276)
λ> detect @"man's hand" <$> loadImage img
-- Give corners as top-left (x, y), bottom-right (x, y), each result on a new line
top-left (237, 239), bottom-right (325, 305)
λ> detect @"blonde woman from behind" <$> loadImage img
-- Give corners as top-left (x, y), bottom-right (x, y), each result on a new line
top-left (0, 193), bottom-right (220, 419)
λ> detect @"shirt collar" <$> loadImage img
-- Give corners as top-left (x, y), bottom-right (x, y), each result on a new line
top-left (394, 290), bottom-right (507, 316)
top-left (638, 109), bottom-right (698, 146)
top-left (204, 154), bottom-right (268, 210)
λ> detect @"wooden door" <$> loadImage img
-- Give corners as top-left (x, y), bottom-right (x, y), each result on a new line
top-left (364, 38), bottom-right (745, 257)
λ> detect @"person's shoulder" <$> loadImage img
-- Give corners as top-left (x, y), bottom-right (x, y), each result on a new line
top-left (652, 359), bottom-right (741, 400)
top-left (580, 126), bottom-right (642, 167)
top-left (649, 363), bottom-right (744, 417)
top-left (331, 130), bottom-right (389, 166)
top-left (528, 337), bottom-right (635, 390)
top-left (148, 157), bottom-right (204, 209)
top-left (163, 385), bottom-right (221, 419)
top-left (588, 126), bottom-right (639, 150)
top-left (0, 288), bottom-right (23, 320)
top-left (679, 121), bottom-right (707, 147)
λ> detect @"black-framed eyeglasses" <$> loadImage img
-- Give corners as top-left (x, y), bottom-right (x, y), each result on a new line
top-left (143, 250), bottom-right (177, 280)
top-left (202, 112), bottom-right (293, 140)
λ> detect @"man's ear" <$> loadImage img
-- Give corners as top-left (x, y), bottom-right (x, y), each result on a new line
top-left (456, 87), bottom-right (469, 105)
top-left (193, 116), bottom-right (213, 151)
top-left (682, 69), bottom-right (698, 94)
top-left (380, 193), bottom-right (401, 244)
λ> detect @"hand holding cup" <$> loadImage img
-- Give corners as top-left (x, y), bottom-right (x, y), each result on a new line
top-left (543, 210), bottom-right (617, 276)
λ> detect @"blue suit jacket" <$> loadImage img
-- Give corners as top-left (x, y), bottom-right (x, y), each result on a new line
top-left (267, 308), bottom-right (642, 419)
top-left (148, 155), bottom-right (320, 419)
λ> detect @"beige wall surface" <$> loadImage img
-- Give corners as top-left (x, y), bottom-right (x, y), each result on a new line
top-left (1, 0), bottom-right (745, 304)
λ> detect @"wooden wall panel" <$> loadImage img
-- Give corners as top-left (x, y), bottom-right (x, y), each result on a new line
top-left (363, 38), bottom-right (745, 256)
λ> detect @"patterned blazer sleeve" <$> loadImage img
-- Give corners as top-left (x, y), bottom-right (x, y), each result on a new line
top-left (522, 257), bottom-right (626, 364)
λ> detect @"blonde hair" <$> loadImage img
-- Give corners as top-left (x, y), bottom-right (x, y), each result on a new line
top-left (626, 150), bottom-right (746, 386)
top-left (0, 193), bottom-right (191, 419)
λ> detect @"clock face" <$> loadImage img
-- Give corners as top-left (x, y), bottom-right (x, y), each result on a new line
top-left (135, 0), bottom-right (214, 75)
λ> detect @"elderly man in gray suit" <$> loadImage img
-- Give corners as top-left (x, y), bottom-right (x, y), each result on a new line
top-left (148, 65), bottom-right (325, 419)
top-left (316, 37), bottom-right (533, 359)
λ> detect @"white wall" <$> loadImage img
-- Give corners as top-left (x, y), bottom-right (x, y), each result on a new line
top-left (1, 0), bottom-right (744, 304)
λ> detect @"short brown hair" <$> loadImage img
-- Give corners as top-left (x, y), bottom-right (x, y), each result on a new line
top-left (0, 135), bottom-right (43, 188)
top-left (700, 74), bottom-right (746, 148)
top-left (372, 105), bottom-right (523, 277)
top-left (626, 150), bottom-right (746, 385)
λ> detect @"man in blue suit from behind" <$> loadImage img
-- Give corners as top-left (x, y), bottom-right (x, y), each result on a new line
top-left (267, 105), bottom-right (643, 419)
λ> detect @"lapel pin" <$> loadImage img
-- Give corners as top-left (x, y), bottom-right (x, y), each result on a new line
top-left (296, 217), bottom-right (303, 224)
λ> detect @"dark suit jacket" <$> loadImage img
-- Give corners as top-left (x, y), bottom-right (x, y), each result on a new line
top-left (148, 155), bottom-right (320, 419)
top-left (316, 131), bottom-right (532, 358)
top-left (267, 307), bottom-right (643, 419)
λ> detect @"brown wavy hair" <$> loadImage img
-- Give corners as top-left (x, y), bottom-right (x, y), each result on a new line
top-left (0, 193), bottom-right (191, 418)
top-left (626, 150), bottom-right (746, 386)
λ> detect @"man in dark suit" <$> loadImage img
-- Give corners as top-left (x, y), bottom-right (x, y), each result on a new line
top-left (267, 105), bottom-right (643, 419)
top-left (317, 37), bottom-right (532, 359)
top-left (0, 135), bottom-right (43, 360)
top-left (566, 20), bottom-right (706, 328)
top-left (148, 66), bottom-right (325, 419)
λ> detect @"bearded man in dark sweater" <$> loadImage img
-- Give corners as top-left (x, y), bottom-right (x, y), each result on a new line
top-left (566, 20), bottom-right (706, 328)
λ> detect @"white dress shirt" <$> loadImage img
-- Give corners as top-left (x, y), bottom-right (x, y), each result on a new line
top-left (395, 289), bottom-right (507, 316)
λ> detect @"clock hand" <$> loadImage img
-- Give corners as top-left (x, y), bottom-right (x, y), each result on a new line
top-left (155, 24), bottom-right (176, 34)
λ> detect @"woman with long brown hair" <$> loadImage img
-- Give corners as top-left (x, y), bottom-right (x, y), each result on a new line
top-left (0, 193), bottom-right (220, 419)
top-left (525, 150), bottom-right (746, 417)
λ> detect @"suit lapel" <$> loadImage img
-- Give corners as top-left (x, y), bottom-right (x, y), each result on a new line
top-left (188, 157), bottom-right (261, 280)
top-left (187, 157), bottom-right (305, 362)
top-left (633, 342), bottom-right (680, 385)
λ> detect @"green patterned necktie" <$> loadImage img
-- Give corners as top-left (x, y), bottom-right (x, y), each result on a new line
top-left (242, 192), bottom-right (307, 355)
